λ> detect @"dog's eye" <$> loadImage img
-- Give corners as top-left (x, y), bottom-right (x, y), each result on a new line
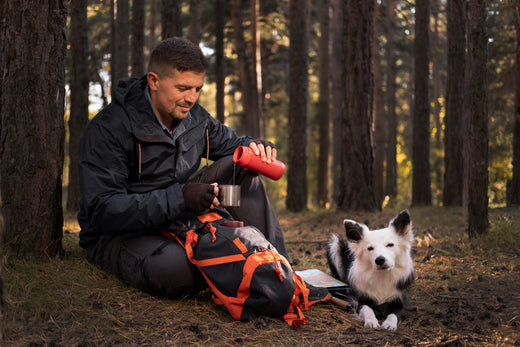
top-left (367, 246), bottom-right (374, 251)
top-left (387, 243), bottom-right (394, 247)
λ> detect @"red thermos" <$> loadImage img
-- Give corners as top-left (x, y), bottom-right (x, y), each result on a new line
top-left (233, 146), bottom-right (285, 180)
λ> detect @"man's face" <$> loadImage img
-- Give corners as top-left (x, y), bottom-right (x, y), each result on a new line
top-left (147, 68), bottom-right (205, 129)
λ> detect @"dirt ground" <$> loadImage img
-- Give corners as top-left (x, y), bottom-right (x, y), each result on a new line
top-left (2, 206), bottom-right (520, 346)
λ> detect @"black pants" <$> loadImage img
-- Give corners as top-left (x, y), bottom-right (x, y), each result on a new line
top-left (86, 156), bottom-right (290, 298)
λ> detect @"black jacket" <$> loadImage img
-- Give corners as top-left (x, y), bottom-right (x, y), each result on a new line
top-left (78, 76), bottom-right (252, 249)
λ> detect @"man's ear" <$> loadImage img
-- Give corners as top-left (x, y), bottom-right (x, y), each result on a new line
top-left (147, 72), bottom-right (159, 91)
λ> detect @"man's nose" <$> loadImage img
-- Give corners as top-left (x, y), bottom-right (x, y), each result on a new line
top-left (185, 90), bottom-right (199, 104)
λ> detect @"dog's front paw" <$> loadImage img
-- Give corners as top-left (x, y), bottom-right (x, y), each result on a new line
top-left (364, 317), bottom-right (380, 329)
top-left (381, 314), bottom-right (398, 330)
top-left (359, 305), bottom-right (380, 329)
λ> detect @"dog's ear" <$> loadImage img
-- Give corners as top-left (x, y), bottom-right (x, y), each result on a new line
top-left (391, 209), bottom-right (412, 236)
top-left (344, 220), bottom-right (363, 242)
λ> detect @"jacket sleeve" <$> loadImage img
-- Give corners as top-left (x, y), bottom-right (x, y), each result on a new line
top-left (78, 114), bottom-right (185, 235)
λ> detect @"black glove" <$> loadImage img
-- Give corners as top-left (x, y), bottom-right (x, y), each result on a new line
top-left (252, 139), bottom-right (275, 149)
top-left (183, 182), bottom-right (216, 213)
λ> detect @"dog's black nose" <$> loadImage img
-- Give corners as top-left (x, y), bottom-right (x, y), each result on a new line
top-left (375, 256), bottom-right (386, 266)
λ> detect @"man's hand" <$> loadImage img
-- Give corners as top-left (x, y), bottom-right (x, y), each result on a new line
top-left (183, 182), bottom-right (220, 213)
top-left (249, 140), bottom-right (276, 163)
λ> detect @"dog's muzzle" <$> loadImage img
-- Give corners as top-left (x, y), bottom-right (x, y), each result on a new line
top-left (375, 256), bottom-right (390, 270)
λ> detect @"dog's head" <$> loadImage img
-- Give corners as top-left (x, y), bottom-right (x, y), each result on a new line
top-left (344, 210), bottom-right (413, 271)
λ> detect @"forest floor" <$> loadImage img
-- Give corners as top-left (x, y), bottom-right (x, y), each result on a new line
top-left (2, 206), bottom-right (520, 346)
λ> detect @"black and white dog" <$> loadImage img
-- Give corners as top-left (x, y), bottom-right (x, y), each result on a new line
top-left (326, 210), bottom-right (414, 330)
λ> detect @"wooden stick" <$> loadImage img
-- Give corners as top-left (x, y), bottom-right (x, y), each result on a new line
top-left (330, 296), bottom-right (350, 309)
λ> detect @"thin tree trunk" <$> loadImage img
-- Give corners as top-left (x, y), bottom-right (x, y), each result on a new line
top-left (68, 0), bottom-right (90, 214)
top-left (0, 0), bottom-right (4, 336)
top-left (385, 0), bottom-right (398, 197)
top-left (337, 0), bottom-right (379, 212)
top-left (373, 0), bottom-right (385, 204)
top-left (1, 0), bottom-right (67, 258)
top-left (412, 0), bottom-right (432, 206)
top-left (443, 0), bottom-right (465, 206)
top-left (112, 0), bottom-right (130, 93)
top-left (509, 3), bottom-right (520, 206)
top-left (250, 0), bottom-right (263, 139)
top-left (431, 1), bottom-right (443, 200)
top-left (230, 0), bottom-right (254, 135)
top-left (131, 0), bottom-right (145, 76)
top-left (161, 0), bottom-right (183, 39)
top-left (286, 0), bottom-right (309, 211)
top-left (148, 0), bottom-right (157, 52)
top-left (215, 0), bottom-right (226, 123)
top-left (467, 0), bottom-right (489, 236)
top-left (317, 0), bottom-right (331, 208)
top-left (189, 0), bottom-right (201, 44)
top-left (331, 0), bottom-right (343, 203)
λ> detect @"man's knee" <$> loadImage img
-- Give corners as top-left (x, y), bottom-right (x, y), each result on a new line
top-left (113, 235), bottom-right (203, 298)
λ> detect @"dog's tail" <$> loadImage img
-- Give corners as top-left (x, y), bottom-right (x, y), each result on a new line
top-left (326, 234), bottom-right (348, 282)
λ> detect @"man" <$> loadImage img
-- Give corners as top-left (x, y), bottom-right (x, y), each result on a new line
top-left (78, 37), bottom-right (290, 298)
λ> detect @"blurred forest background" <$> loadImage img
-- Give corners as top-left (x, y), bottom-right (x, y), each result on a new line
top-left (1, 0), bottom-right (520, 258)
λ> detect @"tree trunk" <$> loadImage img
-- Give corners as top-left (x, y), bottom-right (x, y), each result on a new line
top-left (250, 0), bottom-right (263, 139)
top-left (443, 0), bottom-right (465, 206)
top-left (412, 0), bottom-right (432, 206)
top-left (509, 3), bottom-right (520, 206)
top-left (112, 0), bottom-right (130, 93)
top-left (286, 0), bottom-right (309, 212)
top-left (317, 0), bottom-right (331, 208)
top-left (385, 0), bottom-right (398, 198)
top-left (331, 0), bottom-right (343, 204)
top-left (67, 0), bottom-right (90, 214)
top-left (431, 1), bottom-right (443, 200)
top-left (467, 0), bottom-right (489, 236)
top-left (131, 0), bottom-right (145, 76)
top-left (230, 0), bottom-right (254, 136)
top-left (373, 0), bottom-right (385, 204)
top-left (0, 0), bottom-right (67, 258)
top-left (189, 0), bottom-right (201, 44)
top-left (0, 203), bottom-right (3, 341)
top-left (161, 0), bottom-right (183, 39)
top-left (337, 0), bottom-right (379, 212)
top-left (148, 0), bottom-right (157, 52)
top-left (215, 0), bottom-right (226, 123)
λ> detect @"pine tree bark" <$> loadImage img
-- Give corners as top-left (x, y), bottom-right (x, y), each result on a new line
top-left (443, 0), bottom-right (466, 206)
top-left (509, 3), bottom-right (520, 206)
top-left (431, 1), bottom-right (443, 198)
top-left (385, 0), bottom-right (398, 197)
top-left (131, 0), bottom-right (145, 76)
top-left (331, 0), bottom-right (343, 203)
top-left (161, 0), bottom-right (182, 39)
top-left (467, 0), bottom-right (489, 236)
top-left (286, 0), bottom-right (309, 211)
top-left (412, 0), bottom-right (432, 206)
top-left (148, 0), bottom-right (157, 52)
top-left (112, 0), bottom-right (130, 92)
top-left (230, 0), bottom-right (255, 136)
top-left (250, 0), bottom-right (263, 139)
top-left (337, 0), bottom-right (379, 212)
top-left (0, 0), bottom-right (67, 258)
top-left (189, 0), bottom-right (201, 44)
top-left (317, 0), bottom-right (331, 207)
top-left (373, 0), bottom-right (385, 204)
top-left (215, 0), bottom-right (226, 123)
top-left (67, 0), bottom-right (90, 214)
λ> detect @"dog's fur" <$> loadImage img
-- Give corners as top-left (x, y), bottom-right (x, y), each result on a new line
top-left (326, 210), bottom-right (414, 330)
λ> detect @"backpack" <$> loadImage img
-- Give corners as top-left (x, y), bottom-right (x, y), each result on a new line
top-left (163, 209), bottom-right (329, 326)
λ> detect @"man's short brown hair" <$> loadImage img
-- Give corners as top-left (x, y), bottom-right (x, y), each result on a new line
top-left (148, 37), bottom-right (208, 77)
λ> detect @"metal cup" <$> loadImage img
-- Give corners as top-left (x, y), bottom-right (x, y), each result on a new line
top-left (219, 185), bottom-right (241, 207)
